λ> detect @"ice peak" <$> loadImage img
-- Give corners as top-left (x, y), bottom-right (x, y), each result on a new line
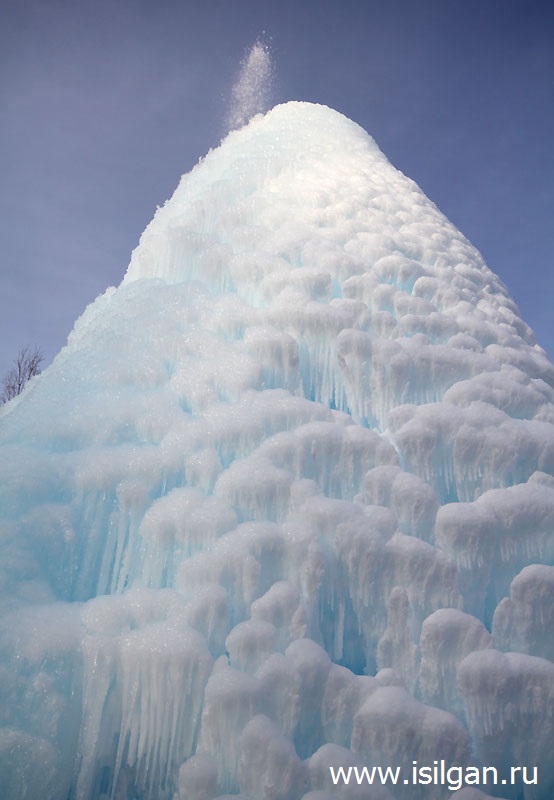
top-left (125, 105), bottom-right (479, 312)
top-left (123, 101), bottom-right (387, 286)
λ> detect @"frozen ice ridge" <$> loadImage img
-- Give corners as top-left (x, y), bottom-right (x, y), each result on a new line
top-left (1, 102), bottom-right (553, 800)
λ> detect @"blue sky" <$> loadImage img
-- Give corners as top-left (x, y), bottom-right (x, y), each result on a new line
top-left (1, 0), bottom-right (553, 374)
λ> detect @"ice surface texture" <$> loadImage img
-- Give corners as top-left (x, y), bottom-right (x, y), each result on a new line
top-left (0, 102), bottom-right (552, 800)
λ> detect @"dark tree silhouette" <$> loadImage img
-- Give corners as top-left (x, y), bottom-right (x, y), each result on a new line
top-left (1, 346), bottom-right (43, 403)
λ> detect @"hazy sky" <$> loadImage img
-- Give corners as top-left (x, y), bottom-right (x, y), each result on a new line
top-left (1, 0), bottom-right (553, 374)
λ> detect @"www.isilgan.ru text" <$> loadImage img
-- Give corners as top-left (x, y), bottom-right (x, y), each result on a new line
top-left (329, 761), bottom-right (538, 792)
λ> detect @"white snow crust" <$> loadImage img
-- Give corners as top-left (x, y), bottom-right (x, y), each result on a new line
top-left (0, 102), bottom-right (553, 800)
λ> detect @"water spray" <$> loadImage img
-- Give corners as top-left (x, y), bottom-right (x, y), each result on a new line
top-left (226, 39), bottom-right (274, 131)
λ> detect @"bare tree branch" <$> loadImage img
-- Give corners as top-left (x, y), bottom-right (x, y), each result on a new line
top-left (1, 346), bottom-right (43, 403)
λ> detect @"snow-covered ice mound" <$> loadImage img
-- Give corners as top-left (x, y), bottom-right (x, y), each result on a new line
top-left (1, 102), bottom-right (553, 800)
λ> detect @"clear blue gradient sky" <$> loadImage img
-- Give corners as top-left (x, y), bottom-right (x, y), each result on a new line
top-left (1, 0), bottom-right (553, 373)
